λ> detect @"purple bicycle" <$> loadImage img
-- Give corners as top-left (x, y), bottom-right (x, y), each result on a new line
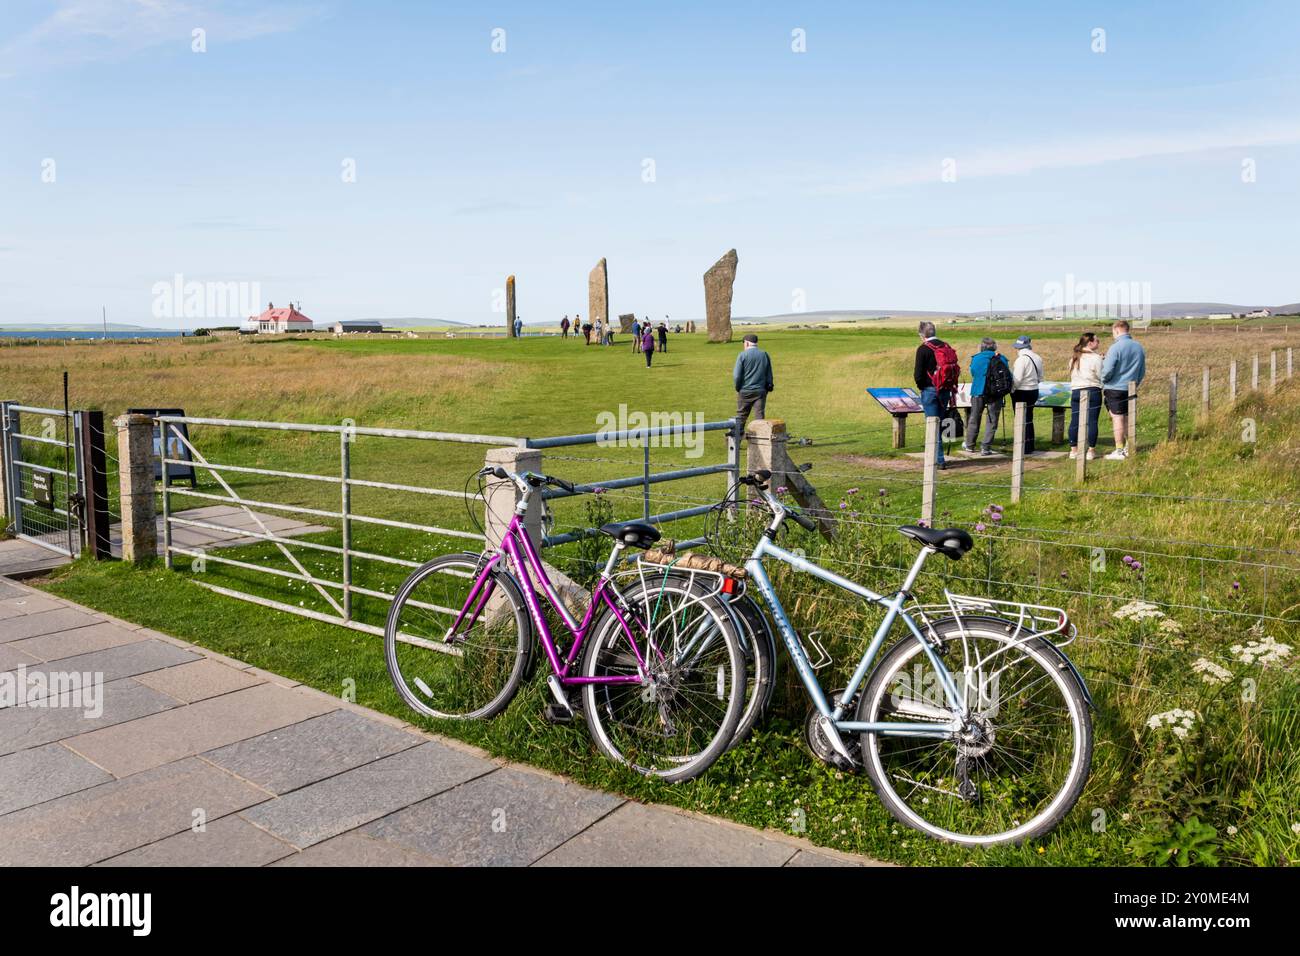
top-left (383, 467), bottom-right (746, 782)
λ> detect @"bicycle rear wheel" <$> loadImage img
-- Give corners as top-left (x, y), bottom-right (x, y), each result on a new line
top-left (726, 592), bottom-right (777, 745)
top-left (857, 618), bottom-right (1092, 846)
top-left (581, 577), bottom-right (744, 782)
top-left (384, 552), bottom-right (531, 721)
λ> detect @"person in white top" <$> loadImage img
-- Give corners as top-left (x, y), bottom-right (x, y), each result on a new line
top-left (1010, 335), bottom-right (1045, 454)
top-left (1067, 332), bottom-right (1103, 459)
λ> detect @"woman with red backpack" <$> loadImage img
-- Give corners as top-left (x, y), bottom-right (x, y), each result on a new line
top-left (913, 320), bottom-right (960, 469)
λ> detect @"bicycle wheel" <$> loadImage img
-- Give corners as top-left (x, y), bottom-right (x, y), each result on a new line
top-left (581, 577), bottom-right (744, 782)
top-left (384, 552), bottom-right (532, 721)
top-left (857, 618), bottom-right (1092, 846)
top-left (726, 592), bottom-right (777, 745)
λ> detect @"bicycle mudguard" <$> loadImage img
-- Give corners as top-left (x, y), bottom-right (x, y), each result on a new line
top-left (923, 614), bottom-right (1094, 712)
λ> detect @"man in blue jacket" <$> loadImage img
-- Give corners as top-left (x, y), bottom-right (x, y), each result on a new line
top-left (1101, 319), bottom-right (1146, 460)
top-left (963, 337), bottom-right (1010, 456)
top-left (734, 334), bottom-right (774, 433)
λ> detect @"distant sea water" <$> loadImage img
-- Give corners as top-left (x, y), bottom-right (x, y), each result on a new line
top-left (0, 329), bottom-right (188, 340)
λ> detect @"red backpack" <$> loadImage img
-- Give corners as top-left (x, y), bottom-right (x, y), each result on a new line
top-left (925, 340), bottom-right (960, 393)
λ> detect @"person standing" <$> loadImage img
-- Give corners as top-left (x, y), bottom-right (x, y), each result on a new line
top-left (1010, 335), bottom-right (1045, 455)
top-left (734, 333), bottom-right (774, 433)
top-left (963, 337), bottom-right (1011, 456)
top-left (913, 321), bottom-right (960, 468)
top-left (641, 325), bottom-right (656, 367)
top-left (513, 316), bottom-right (523, 338)
top-left (1068, 332), bottom-right (1103, 460)
top-left (581, 316), bottom-right (592, 344)
top-left (657, 321), bottom-right (668, 353)
top-left (631, 318), bottom-right (641, 351)
top-left (560, 315), bottom-right (570, 338)
top-left (1101, 319), bottom-right (1146, 460)
top-left (593, 319), bottom-right (603, 346)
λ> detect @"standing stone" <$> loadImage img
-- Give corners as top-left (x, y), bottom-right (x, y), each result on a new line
top-left (619, 313), bottom-right (635, 333)
top-left (506, 275), bottom-right (516, 337)
top-left (703, 249), bottom-right (738, 343)
top-left (588, 259), bottom-right (608, 333)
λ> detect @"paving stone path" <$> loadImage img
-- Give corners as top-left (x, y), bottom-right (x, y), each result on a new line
top-left (0, 578), bottom-right (885, 867)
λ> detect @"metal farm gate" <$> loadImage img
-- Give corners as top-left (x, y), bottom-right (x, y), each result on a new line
top-left (1, 402), bottom-right (110, 559)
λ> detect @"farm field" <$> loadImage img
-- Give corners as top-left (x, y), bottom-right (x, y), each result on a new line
top-left (5, 322), bottom-right (1300, 866)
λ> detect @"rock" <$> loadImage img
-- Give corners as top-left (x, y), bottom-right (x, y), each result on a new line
top-left (588, 259), bottom-right (608, 333)
top-left (703, 249), bottom-right (738, 343)
top-left (506, 275), bottom-right (516, 336)
top-left (618, 313), bottom-right (635, 333)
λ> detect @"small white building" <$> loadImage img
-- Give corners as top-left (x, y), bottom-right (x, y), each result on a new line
top-left (1246, 309), bottom-right (1271, 319)
top-left (250, 303), bottom-right (314, 333)
top-left (332, 320), bottom-right (385, 334)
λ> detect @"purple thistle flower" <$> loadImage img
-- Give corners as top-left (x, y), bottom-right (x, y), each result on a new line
top-left (839, 502), bottom-right (848, 510)
top-left (847, 487), bottom-right (859, 495)
top-left (991, 512), bottom-right (1002, 523)
top-left (1060, 571), bottom-right (1068, 579)
top-left (1232, 581), bottom-right (1241, 591)
top-left (1131, 561), bottom-right (1142, 571)
top-left (975, 522), bottom-right (986, 532)
top-left (1122, 555), bottom-right (1134, 565)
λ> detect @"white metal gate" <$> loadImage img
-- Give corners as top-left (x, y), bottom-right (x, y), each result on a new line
top-left (1, 402), bottom-right (86, 557)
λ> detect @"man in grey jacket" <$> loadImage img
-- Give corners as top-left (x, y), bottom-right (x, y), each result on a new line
top-left (734, 334), bottom-right (774, 433)
top-left (1101, 319), bottom-right (1146, 460)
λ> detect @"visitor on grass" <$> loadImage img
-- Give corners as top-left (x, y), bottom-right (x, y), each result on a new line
top-left (964, 337), bottom-right (1011, 456)
top-left (913, 320), bottom-right (960, 469)
top-left (642, 325), bottom-right (656, 367)
top-left (592, 319), bottom-right (602, 346)
top-left (631, 318), bottom-right (641, 351)
top-left (1011, 335), bottom-right (1045, 455)
top-left (657, 321), bottom-right (668, 353)
top-left (581, 317), bottom-right (592, 344)
top-left (1101, 319), bottom-right (1146, 460)
top-left (514, 316), bottom-right (523, 337)
top-left (560, 315), bottom-right (570, 338)
top-left (734, 333), bottom-right (774, 433)
top-left (1068, 331), bottom-right (1103, 461)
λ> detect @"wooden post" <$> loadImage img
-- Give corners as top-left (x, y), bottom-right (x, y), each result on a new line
top-left (1051, 407), bottom-right (1066, 444)
top-left (1289, 347), bottom-right (1294, 380)
top-left (1167, 372), bottom-right (1178, 441)
top-left (1075, 391), bottom-right (1088, 484)
top-left (1252, 353), bottom-right (1259, 390)
top-left (1010, 402), bottom-right (1025, 503)
top-left (1200, 367), bottom-right (1210, 421)
top-left (1270, 351), bottom-right (1277, 391)
top-left (115, 413), bottom-right (157, 564)
top-left (1126, 381), bottom-right (1137, 458)
top-left (1230, 360), bottom-right (1237, 400)
top-left (922, 416), bottom-right (938, 523)
top-left (891, 413), bottom-right (907, 450)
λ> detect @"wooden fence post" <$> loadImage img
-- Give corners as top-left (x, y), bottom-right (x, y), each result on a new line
top-left (922, 416), bottom-right (938, 522)
top-left (1200, 367), bottom-right (1210, 421)
top-left (1270, 351), bottom-right (1277, 391)
top-left (1230, 360), bottom-right (1237, 400)
top-left (1289, 347), bottom-right (1294, 380)
top-left (1074, 391), bottom-right (1088, 484)
top-left (1252, 353), bottom-right (1259, 390)
top-left (1010, 402), bottom-right (1025, 503)
top-left (1167, 372), bottom-right (1178, 441)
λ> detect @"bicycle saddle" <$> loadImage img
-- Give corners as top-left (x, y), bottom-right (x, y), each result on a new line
top-left (599, 521), bottom-right (662, 550)
top-left (897, 525), bottom-right (974, 560)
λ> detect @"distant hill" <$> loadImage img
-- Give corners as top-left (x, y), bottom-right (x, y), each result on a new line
top-left (739, 303), bottom-right (1299, 324)
top-left (0, 322), bottom-right (164, 332)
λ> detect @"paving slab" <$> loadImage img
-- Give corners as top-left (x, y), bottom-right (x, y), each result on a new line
top-left (204, 709), bottom-right (422, 795)
top-left (0, 743), bottom-right (114, 816)
top-left (785, 848), bottom-right (867, 867)
top-left (0, 643), bottom-right (39, 672)
top-left (0, 606), bottom-right (105, 643)
top-left (534, 802), bottom-right (798, 867)
top-left (0, 592), bottom-right (64, 617)
top-left (0, 579), bottom-right (27, 600)
top-left (272, 831), bottom-right (444, 867)
top-left (0, 678), bottom-right (180, 756)
top-left (96, 813), bottom-right (296, 867)
top-left (8, 621), bottom-right (147, 663)
top-left (242, 741), bottom-right (494, 849)
top-left (364, 767), bottom-right (624, 866)
top-left (0, 757), bottom-right (271, 866)
top-left (63, 682), bottom-right (338, 777)
top-left (134, 658), bottom-right (265, 704)
top-left (1, 640), bottom-right (201, 701)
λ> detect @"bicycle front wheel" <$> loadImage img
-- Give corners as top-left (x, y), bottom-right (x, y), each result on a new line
top-left (384, 552), bottom-right (531, 721)
top-left (857, 618), bottom-right (1092, 846)
top-left (581, 578), bottom-right (744, 783)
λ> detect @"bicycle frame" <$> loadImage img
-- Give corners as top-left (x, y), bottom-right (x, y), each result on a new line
top-left (451, 509), bottom-right (648, 685)
top-left (744, 532), bottom-right (967, 740)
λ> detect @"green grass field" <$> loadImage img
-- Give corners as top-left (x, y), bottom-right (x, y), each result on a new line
top-left (6, 323), bottom-right (1299, 865)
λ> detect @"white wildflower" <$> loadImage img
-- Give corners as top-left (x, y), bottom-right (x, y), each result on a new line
top-left (1192, 657), bottom-right (1232, 685)
top-left (1158, 618), bottom-right (1183, 634)
top-left (1227, 825), bottom-right (1238, 836)
top-left (1229, 636), bottom-right (1292, 667)
top-left (1113, 600), bottom-right (1166, 623)
top-left (1147, 708), bottom-right (1199, 735)
top-left (1293, 822), bottom-right (1300, 835)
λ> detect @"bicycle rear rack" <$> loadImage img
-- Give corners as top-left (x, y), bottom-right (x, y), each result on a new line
top-left (910, 591), bottom-right (1077, 650)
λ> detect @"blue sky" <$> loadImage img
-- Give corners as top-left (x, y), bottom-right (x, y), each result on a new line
top-left (2, 0), bottom-right (1298, 327)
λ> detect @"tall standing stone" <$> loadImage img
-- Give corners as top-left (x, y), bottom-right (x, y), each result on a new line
top-left (703, 249), bottom-right (738, 343)
top-left (588, 258), bottom-right (608, 333)
top-left (619, 313), bottom-right (635, 333)
top-left (506, 275), bottom-right (517, 336)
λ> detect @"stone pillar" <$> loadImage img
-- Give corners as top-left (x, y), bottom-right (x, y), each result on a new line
top-left (115, 413), bottom-right (157, 563)
top-left (744, 419), bottom-right (834, 537)
top-left (704, 248), bottom-right (738, 343)
top-left (618, 313), bottom-right (635, 334)
top-left (483, 445), bottom-right (542, 549)
top-left (506, 275), bottom-right (517, 337)
top-left (588, 259), bottom-right (608, 334)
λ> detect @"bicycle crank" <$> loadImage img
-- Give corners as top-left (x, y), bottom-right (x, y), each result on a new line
top-left (804, 688), bottom-right (862, 772)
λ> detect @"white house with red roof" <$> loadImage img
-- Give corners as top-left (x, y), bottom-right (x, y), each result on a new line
top-left (247, 302), bottom-right (315, 333)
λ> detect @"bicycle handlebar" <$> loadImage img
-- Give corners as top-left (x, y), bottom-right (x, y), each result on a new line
top-left (481, 467), bottom-right (575, 494)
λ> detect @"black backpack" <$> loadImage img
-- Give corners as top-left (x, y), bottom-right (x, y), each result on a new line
top-left (984, 354), bottom-right (1013, 400)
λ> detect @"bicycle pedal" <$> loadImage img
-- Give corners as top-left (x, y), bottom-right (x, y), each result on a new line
top-left (543, 703), bottom-right (576, 724)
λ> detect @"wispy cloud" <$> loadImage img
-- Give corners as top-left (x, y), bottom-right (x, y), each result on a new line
top-left (0, 0), bottom-right (325, 76)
